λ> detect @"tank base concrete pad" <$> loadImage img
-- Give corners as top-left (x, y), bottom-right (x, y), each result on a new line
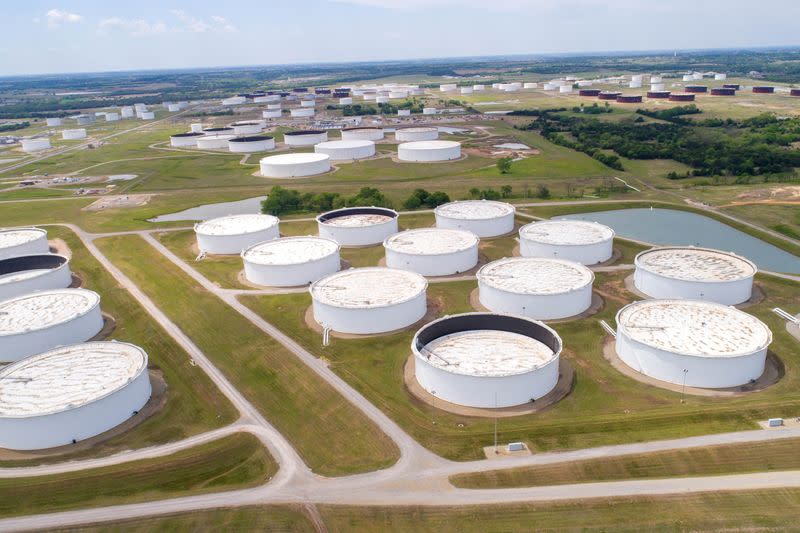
top-left (404, 356), bottom-right (574, 418)
top-left (0, 370), bottom-right (166, 461)
top-left (602, 338), bottom-right (783, 397)
top-left (304, 296), bottom-right (444, 339)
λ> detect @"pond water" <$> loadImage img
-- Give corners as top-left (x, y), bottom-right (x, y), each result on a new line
top-left (556, 208), bottom-right (800, 274)
top-left (149, 196), bottom-right (267, 223)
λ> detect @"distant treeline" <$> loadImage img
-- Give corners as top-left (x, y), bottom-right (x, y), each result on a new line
top-left (261, 186), bottom-right (391, 216)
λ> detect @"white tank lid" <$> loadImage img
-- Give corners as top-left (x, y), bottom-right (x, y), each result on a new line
top-left (311, 267), bottom-right (426, 309)
top-left (194, 214), bottom-right (278, 236)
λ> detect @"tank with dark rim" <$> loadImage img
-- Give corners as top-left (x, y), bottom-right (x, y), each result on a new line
top-left (647, 91), bottom-right (671, 98)
top-left (202, 127), bottom-right (234, 133)
top-left (317, 206), bottom-right (398, 224)
top-left (170, 132), bottom-right (204, 138)
top-left (229, 135), bottom-right (274, 143)
top-left (284, 129), bottom-right (326, 136)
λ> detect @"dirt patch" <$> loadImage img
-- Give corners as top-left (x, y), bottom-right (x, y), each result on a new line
top-left (0, 369), bottom-right (167, 461)
top-left (404, 355), bottom-right (574, 418)
top-left (48, 238), bottom-right (72, 259)
top-left (602, 337), bottom-right (782, 397)
top-left (83, 194), bottom-right (152, 211)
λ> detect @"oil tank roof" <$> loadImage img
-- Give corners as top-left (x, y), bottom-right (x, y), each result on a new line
top-left (0, 228), bottom-right (46, 249)
top-left (0, 341), bottom-right (147, 417)
top-left (435, 200), bottom-right (515, 220)
top-left (384, 228), bottom-right (478, 255)
top-left (0, 288), bottom-right (100, 336)
top-left (259, 153), bottom-right (329, 166)
top-left (478, 257), bottom-right (593, 294)
top-left (520, 220), bottom-right (614, 246)
top-left (242, 236), bottom-right (338, 266)
top-left (194, 214), bottom-right (278, 236)
top-left (311, 267), bottom-right (426, 309)
top-left (635, 247), bottom-right (756, 282)
top-left (617, 299), bottom-right (771, 358)
top-left (317, 207), bottom-right (397, 226)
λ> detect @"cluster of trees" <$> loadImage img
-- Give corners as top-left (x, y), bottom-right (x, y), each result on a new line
top-left (402, 189), bottom-right (451, 210)
top-left (261, 186), bottom-right (390, 216)
top-left (522, 109), bottom-right (800, 177)
top-left (572, 103), bottom-right (612, 115)
top-left (331, 100), bottom-right (424, 117)
top-left (507, 107), bottom-right (567, 117)
top-left (635, 104), bottom-right (701, 124)
top-left (0, 121), bottom-right (30, 132)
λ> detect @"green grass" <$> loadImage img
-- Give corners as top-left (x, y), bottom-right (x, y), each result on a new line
top-left (0, 226), bottom-right (236, 466)
top-left (0, 433), bottom-right (274, 519)
top-left (451, 437), bottom-right (800, 489)
top-left (155, 229), bottom-right (249, 289)
top-left (95, 234), bottom-right (399, 476)
top-left (240, 271), bottom-right (800, 461)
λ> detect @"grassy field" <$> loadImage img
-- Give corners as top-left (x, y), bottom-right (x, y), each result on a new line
top-left (0, 433), bottom-right (274, 518)
top-left (95, 234), bottom-right (399, 476)
top-left (155, 229), bottom-right (249, 289)
top-left (722, 204), bottom-right (800, 241)
top-left (240, 270), bottom-right (800, 461)
top-left (451, 437), bottom-right (800, 489)
top-left (65, 489), bottom-right (800, 532)
top-left (0, 226), bottom-right (236, 467)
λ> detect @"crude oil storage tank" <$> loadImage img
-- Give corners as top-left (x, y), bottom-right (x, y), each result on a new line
top-left (45, 117), bottom-right (62, 127)
top-left (231, 121), bottom-right (264, 135)
top-left (228, 135), bottom-right (275, 153)
top-left (383, 228), bottom-right (479, 276)
top-left (300, 99), bottom-right (316, 108)
top-left (0, 341), bottom-right (151, 450)
top-left (615, 299), bottom-right (772, 389)
top-left (598, 91), bottom-right (621, 100)
top-left (169, 132), bottom-right (203, 147)
top-left (203, 126), bottom-right (234, 136)
top-left (753, 86), bottom-right (775, 94)
top-left (395, 127), bottom-right (439, 142)
top-left (259, 153), bottom-right (331, 178)
top-left (283, 130), bottom-right (328, 147)
top-left (310, 267), bottom-right (427, 334)
top-left (685, 85), bottom-right (708, 93)
top-left (397, 140), bottom-right (461, 162)
top-left (616, 95), bottom-right (643, 103)
top-left (194, 214), bottom-right (279, 255)
top-left (20, 138), bottom-right (51, 153)
top-left (633, 247), bottom-right (756, 305)
top-left (314, 140), bottom-right (375, 160)
top-left (140, 112), bottom-right (155, 120)
top-left (263, 109), bottom-right (282, 119)
top-left (291, 108), bottom-right (315, 118)
top-left (317, 207), bottom-right (399, 247)
top-left (120, 106), bottom-right (134, 118)
top-left (341, 127), bottom-right (384, 141)
top-left (434, 200), bottom-right (515, 237)
top-left (519, 220), bottom-right (614, 265)
top-left (579, 89), bottom-right (601, 97)
top-left (0, 254), bottom-right (72, 302)
top-left (477, 257), bottom-right (594, 320)
top-left (242, 236), bottom-right (340, 287)
top-left (647, 91), bottom-right (671, 99)
top-left (724, 84), bottom-right (741, 90)
top-left (669, 93), bottom-right (695, 102)
top-left (339, 97), bottom-right (353, 105)
top-left (0, 228), bottom-right (49, 260)
top-left (413, 313), bottom-right (562, 408)
top-left (195, 134), bottom-right (234, 149)
top-left (0, 288), bottom-right (104, 363)
top-left (710, 88), bottom-right (736, 96)
top-left (791, 89), bottom-right (800, 97)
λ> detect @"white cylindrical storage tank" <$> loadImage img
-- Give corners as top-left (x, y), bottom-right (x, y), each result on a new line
top-left (0, 228), bottom-right (49, 260)
top-left (615, 299), bottom-right (772, 389)
top-left (0, 288), bottom-right (104, 363)
top-left (262, 109), bottom-right (282, 119)
top-left (105, 112), bottom-right (120, 122)
top-left (398, 109), bottom-right (411, 116)
top-left (715, 73), bottom-right (727, 80)
top-left (140, 111), bottom-right (155, 120)
top-left (167, 104), bottom-right (180, 112)
top-left (519, 220), bottom-right (614, 265)
top-left (75, 115), bottom-right (94, 125)
top-left (477, 257), bottom-right (593, 320)
top-left (341, 127), bottom-right (384, 141)
top-left (283, 130), bottom-right (327, 146)
top-left (259, 153), bottom-right (331, 178)
top-left (228, 135), bottom-right (275, 153)
top-left (314, 140), bottom-right (375, 161)
top-left (120, 106), bottom-right (135, 118)
top-left (0, 341), bottom-right (151, 450)
top-left (291, 107), bottom-right (315, 118)
top-left (375, 96), bottom-right (389, 104)
top-left (190, 123), bottom-right (204, 133)
top-left (422, 107), bottom-right (437, 115)
top-left (440, 84), bottom-right (457, 92)
top-left (194, 214), bottom-right (280, 255)
top-left (398, 140), bottom-right (461, 162)
top-left (389, 90), bottom-right (408, 98)
top-left (0, 254), bottom-right (72, 302)
top-left (434, 200), bottom-right (515, 238)
top-left (683, 74), bottom-right (693, 82)
top-left (195, 134), bottom-right (234, 149)
top-left (169, 132), bottom-right (204, 147)
top-left (395, 127), bottom-right (439, 142)
top-left (362, 93), bottom-right (377, 101)
top-left (231, 121), bottom-right (264, 135)
top-left (650, 83), bottom-right (666, 92)
top-left (61, 129), bottom-right (87, 140)
top-left (316, 207), bottom-right (399, 247)
top-left (384, 228), bottom-right (478, 276)
top-left (413, 313), bottom-right (562, 408)
top-left (46, 117), bottom-right (62, 127)
top-left (222, 96), bottom-right (246, 106)
top-left (339, 97), bottom-right (353, 105)
top-left (267, 103), bottom-right (282, 110)
top-left (460, 87), bottom-right (474, 95)
top-left (651, 75), bottom-right (663, 83)
top-left (629, 81), bottom-right (642, 88)
top-left (559, 85), bottom-right (573, 94)
top-left (310, 267), bottom-right (427, 334)
top-left (20, 138), bottom-right (51, 153)
top-left (202, 127), bottom-right (234, 136)
top-left (242, 236), bottom-right (340, 287)
top-left (300, 99), bottom-right (316, 108)
top-left (633, 247), bottom-right (756, 305)
top-left (473, 84), bottom-right (486, 91)
top-left (692, 73), bottom-right (704, 80)
top-left (523, 82), bottom-right (537, 89)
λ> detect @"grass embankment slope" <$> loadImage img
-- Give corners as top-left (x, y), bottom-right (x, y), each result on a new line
top-left (96, 234), bottom-right (399, 476)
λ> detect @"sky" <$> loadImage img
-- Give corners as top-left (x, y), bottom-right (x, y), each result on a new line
top-left (2, 0), bottom-right (799, 76)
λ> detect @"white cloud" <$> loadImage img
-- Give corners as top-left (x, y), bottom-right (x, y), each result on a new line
top-left (98, 10), bottom-right (236, 36)
top-left (44, 8), bottom-right (82, 28)
top-left (171, 10), bottom-right (237, 33)
top-left (98, 17), bottom-right (167, 36)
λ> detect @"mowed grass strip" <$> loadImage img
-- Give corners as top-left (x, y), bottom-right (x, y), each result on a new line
top-left (96, 235), bottom-right (399, 476)
top-left (451, 437), bottom-right (800, 489)
top-left (0, 227), bottom-right (237, 467)
top-left (155, 229), bottom-right (248, 289)
top-left (0, 433), bottom-right (273, 518)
